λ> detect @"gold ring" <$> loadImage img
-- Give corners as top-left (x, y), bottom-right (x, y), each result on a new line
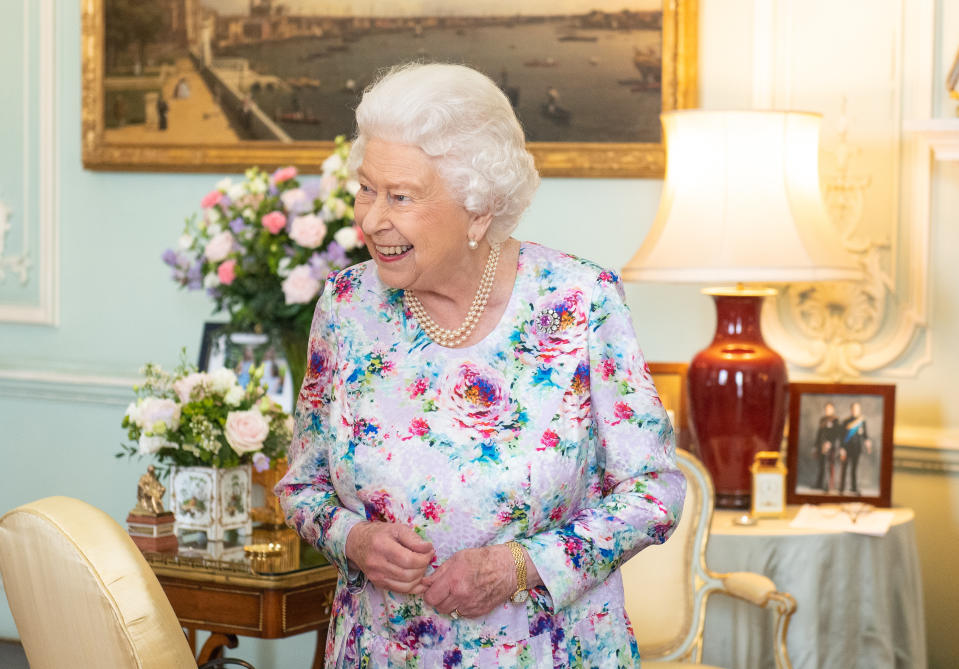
top-left (450, 609), bottom-right (461, 620)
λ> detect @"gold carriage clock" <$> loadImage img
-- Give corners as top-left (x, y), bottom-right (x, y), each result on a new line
top-left (750, 451), bottom-right (787, 518)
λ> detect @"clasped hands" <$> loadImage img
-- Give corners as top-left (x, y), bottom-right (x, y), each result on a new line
top-left (345, 521), bottom-right (526, 619)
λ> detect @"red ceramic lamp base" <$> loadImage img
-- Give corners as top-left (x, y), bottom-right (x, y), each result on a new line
top-left (688, 290), bottom-right (787, 509)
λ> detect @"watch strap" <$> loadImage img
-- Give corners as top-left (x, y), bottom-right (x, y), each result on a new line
top-left (506, 540), bottom-right (527, 594)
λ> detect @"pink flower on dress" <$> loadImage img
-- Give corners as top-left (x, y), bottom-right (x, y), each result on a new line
top-left (271, 166), bottom-right (297, 184)
top-left (407, 377), bottom-right (429, 398)
top-left (435, 361), bottom-right (516, 440)
top-left (611, 401), bottom-right (635, 425)
top-left (421, 499), bottom-right (444, 522)
top-left (201, 190), bottom-right (222, 208)
top-left (360, 489), bottom-right (396, 523)
top-left (539, 429), bottom-right (559, 451)
top-left (408, 417), bottom-right (430, 437)
top-left (217, 259), bottom-right (237, 285)
top-left (262, 211), bottom-right (287, 234)
top-left (600, 358), bottom-right (617, 381)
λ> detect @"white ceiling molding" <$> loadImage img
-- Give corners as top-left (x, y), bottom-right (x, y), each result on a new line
top-left (0, 0), bottom-right (59, 325)
top-left (758, 0), bottom-right (932, 380)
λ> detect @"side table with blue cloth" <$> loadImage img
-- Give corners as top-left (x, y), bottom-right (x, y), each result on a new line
top-left (701, 507), bottom-right (926, 669)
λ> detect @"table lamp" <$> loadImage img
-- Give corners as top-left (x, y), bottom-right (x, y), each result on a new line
top-left (623, 110), bottom-right (861, 508)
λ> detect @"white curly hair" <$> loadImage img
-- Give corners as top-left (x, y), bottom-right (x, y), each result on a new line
top-left (348, 62), bottom-right (540, 244)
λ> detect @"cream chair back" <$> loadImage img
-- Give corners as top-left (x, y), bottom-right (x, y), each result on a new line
top-left (621, 448), bottom-right (721, 663)
top-left (0, 496), bottom-right (198, 669)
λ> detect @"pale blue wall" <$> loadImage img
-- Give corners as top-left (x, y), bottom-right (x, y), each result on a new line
top-left (2, 1), bottom-right (959, 667)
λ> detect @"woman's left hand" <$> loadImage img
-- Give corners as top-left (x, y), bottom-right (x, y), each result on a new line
top-left (421, 544), bottom-right (516, 618)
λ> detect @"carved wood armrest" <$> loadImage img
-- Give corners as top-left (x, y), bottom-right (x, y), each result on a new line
top-left (718, 571), bottom-right (797, 669)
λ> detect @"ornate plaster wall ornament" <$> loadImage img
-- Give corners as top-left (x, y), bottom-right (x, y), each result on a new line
top-left (767, 99), bottom-right (920, 380)
top-left (0, 199), bottom-right (31, 285)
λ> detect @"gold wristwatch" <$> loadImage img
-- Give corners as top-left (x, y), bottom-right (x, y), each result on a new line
top-left (506, 540), bottom-right (528, 603)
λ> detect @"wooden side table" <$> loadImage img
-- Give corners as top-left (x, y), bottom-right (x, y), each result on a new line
top-left (146, 531), bottom-right (338, 668)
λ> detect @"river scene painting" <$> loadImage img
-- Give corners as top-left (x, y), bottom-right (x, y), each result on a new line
top-left (101, 0), bottom-right (665, 147)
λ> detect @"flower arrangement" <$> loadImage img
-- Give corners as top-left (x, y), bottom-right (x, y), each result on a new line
top-left (162, 136), bottom-right (369, 390)
top-left (119, 355), bottom-right (293, 474)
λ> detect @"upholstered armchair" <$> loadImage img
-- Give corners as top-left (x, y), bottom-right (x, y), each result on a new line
top-left (622, 449), bottom-right (797, 669)
top-left (0, 496), bottom-right (254, 669)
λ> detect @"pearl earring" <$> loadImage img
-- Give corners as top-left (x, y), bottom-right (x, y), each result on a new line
top-left (467, 238), bottom-right (479, 250)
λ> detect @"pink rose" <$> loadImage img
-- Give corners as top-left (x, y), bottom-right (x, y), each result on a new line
top-left (200, 190), bottom-right (222, 208)
top-left (217, 259), bottom-right (237, 285)
top-left (279, 188), bottom-right (312, 215)
top-left (272, 166), bottom-right (297, 184)
top-left (224, 409), bottom-right (270, 455)
top-left (173, 371), bottom-right (211, 403)
top-left (435, 361), bottom-right (517, 439)
top-left (204, 230), bottom-right (235, 262)
top-left (262, 211), bottom-right (287, 234)
top-left (281, 265), bottom-right (321, 304)
top-left (289, 214), bottom-right (328, 249)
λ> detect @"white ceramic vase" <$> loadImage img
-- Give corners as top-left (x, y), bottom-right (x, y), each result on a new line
top-left (169, 464), bottom-right (252, 541)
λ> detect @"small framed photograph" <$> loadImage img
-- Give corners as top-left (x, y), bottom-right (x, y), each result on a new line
top-left (198, 322), bottom-right (294, 414)
top-left (648, 362), bottom-right (689, 451)
top-left (786, 383), bottom-right (895, 507)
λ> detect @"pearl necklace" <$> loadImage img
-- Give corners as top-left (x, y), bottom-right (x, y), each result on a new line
top-left (404, 244), bottom-right (502, 347)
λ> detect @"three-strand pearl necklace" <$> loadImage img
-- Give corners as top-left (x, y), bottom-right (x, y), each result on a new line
top-left (404, 243), bottom-right (502, 347)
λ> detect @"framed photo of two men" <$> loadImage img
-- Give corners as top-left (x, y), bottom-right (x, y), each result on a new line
top-left (786, 383), bottom-right (896, 508)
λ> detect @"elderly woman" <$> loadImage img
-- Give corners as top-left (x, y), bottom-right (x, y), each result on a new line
top-left (276, 62), bottom-right (685, 668)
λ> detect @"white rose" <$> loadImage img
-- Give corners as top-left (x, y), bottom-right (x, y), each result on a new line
top-left (203, 272), bottom-right (220, 289)
top-left (281, 265), bottom-right (321, 305)
top-left (178, 234), bottom-right (194, 250)
top-left (208, 207), bottom-right (223, 225)
top-left (345, 179), bottom-right (360, 196)
top-left (228, 182), bottom-right (246, 201)
top-left (242, 206), bottom-right (255, 221)
top-left (216, 177), bottom-right (233, 191)
top-left (204, 230), bottom-right (235, 262)
top-left (334, 226), bottom-right (360, 250)
top-left (173, 371), bottom-right (210, 403)
top-left (322, 152), bottom-right (343, 173)
top-left (138, 434), bottom-right (176, 455)
top-left (224, 410), bottom-right (270, 454)
top-left (210, 367), bottom-right (237, 393)
top-left (224, 386), bottom-right (245, 406)
top-left (125, 402), bottom-right (139, 423)
top-left (136, 397), bottom-right (181, 432)
top-left (278, 256), bottom-right (292, 278)
top-left (289, 214), bottom-right (328, 249)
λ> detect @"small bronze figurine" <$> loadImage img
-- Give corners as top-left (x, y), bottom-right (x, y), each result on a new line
top-left (132, 465), bottom-right (166, 516)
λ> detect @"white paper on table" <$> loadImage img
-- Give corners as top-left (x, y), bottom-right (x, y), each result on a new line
top-left (789, 504), bottom-right (895, 536)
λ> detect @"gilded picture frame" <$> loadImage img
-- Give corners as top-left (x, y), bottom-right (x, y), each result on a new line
top-left (81, 0), bottom-right (697, 177)
top-left (648, 362), bottom-right (689, 451)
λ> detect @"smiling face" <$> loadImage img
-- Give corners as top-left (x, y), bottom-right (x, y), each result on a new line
top-left (354, 138), bottom-right (491, 293)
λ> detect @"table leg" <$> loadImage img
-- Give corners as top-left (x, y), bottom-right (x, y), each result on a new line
top-left (198, 632), bottom-right (239, 664)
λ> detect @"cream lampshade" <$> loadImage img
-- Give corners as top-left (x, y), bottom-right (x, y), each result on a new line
top-left (624, 110), bottom-right (861, 508)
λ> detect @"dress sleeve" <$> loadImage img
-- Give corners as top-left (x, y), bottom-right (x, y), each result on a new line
top-left (275, 272), bottom-right (367, 585)
top-left (517, 271), bottom-right (686, 611)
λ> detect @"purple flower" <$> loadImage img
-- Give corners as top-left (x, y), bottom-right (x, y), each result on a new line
top-left (207, 287), bottom-right (220, 299)
top-left (161, 248), bottom-right (179, 267)
top-left (320, 241), bottom-right (349, 268)
top-left (308, 252), bottom-right (330, 280)
top-left (268, 184), bottom-right (279, 196)
top-left (228, 217), bottom-right (247, 234)
top-left (219, 195), bottom-right (233, 209)
top-left (301, 179), bottom-right (322, 202)
top-left (186, 260), bottom-right (203, 290)
top-left (252, 452), bottom-right (270, 472)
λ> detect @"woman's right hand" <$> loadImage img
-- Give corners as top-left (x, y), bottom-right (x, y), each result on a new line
top-left (345, 521), bottom-right (435, 594)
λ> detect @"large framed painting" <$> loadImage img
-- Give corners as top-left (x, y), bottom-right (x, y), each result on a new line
top-left (81, 0), bottom-right (698, 177)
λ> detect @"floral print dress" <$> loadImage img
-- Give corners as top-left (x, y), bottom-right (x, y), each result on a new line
top-left (276, 242), bottom-right (685, 668)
